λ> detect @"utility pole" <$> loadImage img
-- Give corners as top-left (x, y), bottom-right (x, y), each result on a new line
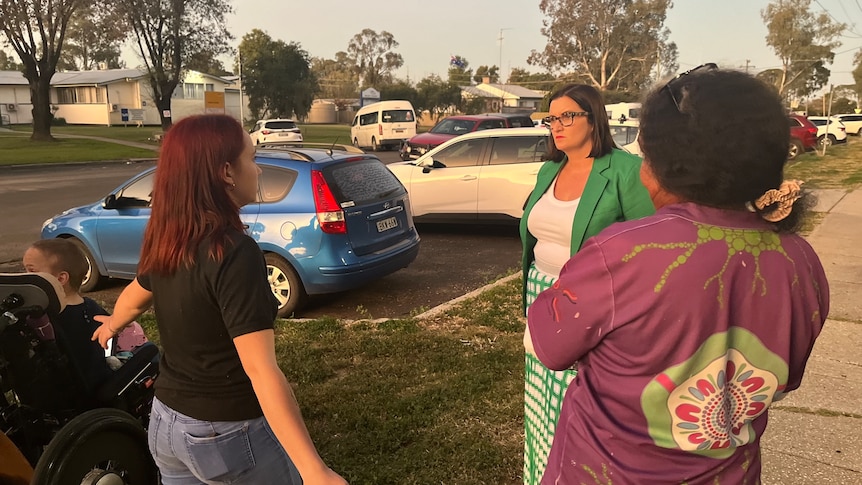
top-left (498, 28), bottom-right (513, 113)
top-left (741, 59), bottom-right (755, 74)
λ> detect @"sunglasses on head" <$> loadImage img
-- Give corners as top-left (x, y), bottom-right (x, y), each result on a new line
top-left (541, 111), bottom-right (590, 127)
top-left (662, 63), bottom-right (718, 112)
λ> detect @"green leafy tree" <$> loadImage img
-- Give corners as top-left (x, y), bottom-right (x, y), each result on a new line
top-left (852, 50), bottom-right (862, 106)
top-left (311, 53), bottom-right (359, 103)
top-left (761, 0), bottom-right (844, 100)
top-left (529, 0), bottom-right (674, 91)
top-left (415, 74), bottom-right (461, 120)
top-left (115, 0), bottom-right (234, 130)
top-left (473, 65), bottom-right (499, 84)
top-left (61, 3), bottom-right (127, 70)
top-left (447, 55), bottom-right (473, 85)
top-left (346, 28), bottom-right (403, 88)
top-left (185, 49), bottom-right (231, 76)
top-left (0, 0), bottom-right (82, 141)
top-left (238, 29), bottom-right (317, 121)
top-left (0, 49), bottom-right (22, 71)
top-left (508, 68), bottom-right (558, 92)
top-left (380, 79), bottom-right (420, 107)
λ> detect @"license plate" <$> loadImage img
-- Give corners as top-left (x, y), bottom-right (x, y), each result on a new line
top-left (376, 217), bottom-right (398, 232)
top-left (395, 129), bottom-right (404, 133)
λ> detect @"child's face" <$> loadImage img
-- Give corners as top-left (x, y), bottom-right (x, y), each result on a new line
top-left (23, 247), bottom-right (65, 284)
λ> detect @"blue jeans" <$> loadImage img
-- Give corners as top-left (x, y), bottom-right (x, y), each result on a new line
top-left (148, 397), bottom-right (303, 484)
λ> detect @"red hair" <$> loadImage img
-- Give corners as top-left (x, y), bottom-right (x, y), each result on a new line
top-left (138, 114), bottom-right (247, 276)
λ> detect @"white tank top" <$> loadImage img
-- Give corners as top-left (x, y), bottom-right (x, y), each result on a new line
top-left (527, 177), bottom-right (581, 278)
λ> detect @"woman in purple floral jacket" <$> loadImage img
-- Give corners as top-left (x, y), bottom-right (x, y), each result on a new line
top-left (526, 66), bottom-right (830, 484)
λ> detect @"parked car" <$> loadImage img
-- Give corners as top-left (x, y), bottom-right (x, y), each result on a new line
top-left (41, 145), bottom-right (421, 317)
top-left (400, 113), bottom-right (534, 160)
top-left (832, 113), bottom-right (862, 135)
top-left (807, 116), bottom-right (847, 147)
top-left (788, 114), bottom-right (818, 160)
top-left (609, 119), bottom-right (640, 156)
top-left (351, 100), bottom-right (417, 152)
top-left (249, 119), bottom-right (303, 145)
top-left (388, 127), bottom-right (549, 224)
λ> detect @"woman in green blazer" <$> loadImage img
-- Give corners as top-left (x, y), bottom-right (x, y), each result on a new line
top-left (519, 84), bottom-right (654, 485)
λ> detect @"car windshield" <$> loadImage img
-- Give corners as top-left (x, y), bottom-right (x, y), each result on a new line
top-left (265, 121), bottom-right (297, 130)
top-left (430, 118), bottom-right (476, 134)
top-left (382, 110), bottom-right (414, 123)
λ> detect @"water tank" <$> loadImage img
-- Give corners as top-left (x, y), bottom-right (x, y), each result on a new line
top-left (308, 100), bottom-right (337, 124)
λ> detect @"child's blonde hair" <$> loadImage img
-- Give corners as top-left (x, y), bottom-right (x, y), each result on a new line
top-left (29, 239), bottom-right (89, 291)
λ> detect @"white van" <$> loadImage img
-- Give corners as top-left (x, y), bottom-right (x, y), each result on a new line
top-left (351, 100), bottom-right (417, 151)
top-left (605, 102), bottom-right (641, 123)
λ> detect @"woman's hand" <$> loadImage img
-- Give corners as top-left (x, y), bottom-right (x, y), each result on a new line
top-left (91, 315), bottom-right (118, 349)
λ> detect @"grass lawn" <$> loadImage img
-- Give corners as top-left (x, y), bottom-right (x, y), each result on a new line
top-left (0, 136), bottom-right (156, 166)
top-left (7, 124), bottom-right (162, 144)
top-left (785, 136), bottom-right (862, 188)
top-left (135, 277), bottom-right (525, 484)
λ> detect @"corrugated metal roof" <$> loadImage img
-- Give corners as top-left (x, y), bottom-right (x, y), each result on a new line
top-left (477, 83), bottom-right (545, 99)
top-left (0, 68), bottom-right (233, 87)
top-left (460, 85), bottom-right (499, 98)
top-left (0, 70), bottom-right (28, 85)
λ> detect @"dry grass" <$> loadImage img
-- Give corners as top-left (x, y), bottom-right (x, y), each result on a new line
top-left (786, 136), bottom-right (862, 189)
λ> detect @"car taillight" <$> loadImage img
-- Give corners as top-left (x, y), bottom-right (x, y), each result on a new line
top-left (379, 124), bottom-right (383, 136)
top-left (311, 170), bottom-right (346, 234)
top-left (262, 129), bottom-right (271, 135)
top-left (807, 126), bottom-right (817, 135)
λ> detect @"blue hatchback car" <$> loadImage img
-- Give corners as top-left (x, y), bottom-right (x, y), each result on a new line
top-left (41, 145), bottom-right (421, 317)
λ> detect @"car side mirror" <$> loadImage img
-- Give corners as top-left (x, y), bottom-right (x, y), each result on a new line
top-left (422, 159), bottom-right (445, 173)
top-left (103, 193), bottom-right (118, 209)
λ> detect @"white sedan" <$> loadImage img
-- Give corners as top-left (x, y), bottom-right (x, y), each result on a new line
top-left (807, 116), bottom-right (847, 146)
top-left (386, 127), bottom-right (550, 223)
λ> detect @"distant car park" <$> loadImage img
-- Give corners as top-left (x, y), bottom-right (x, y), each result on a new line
top-left (400, 113), bottom-right (534, 160)
top-left (831, 113), bottom-right (862, 135)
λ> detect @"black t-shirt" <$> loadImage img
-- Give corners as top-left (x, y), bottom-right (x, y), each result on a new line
top-left (54, 297), bottom-right (113, 393)
top-left (138, 230), bottom-right (278, 421)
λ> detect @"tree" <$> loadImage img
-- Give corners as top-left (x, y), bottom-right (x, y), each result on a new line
top-left (762, 0), bottom-right (844, 100)
top-left (852, 50), bottom-right (862, 104)
top-left (473, 65), bottom-right (499, 84)
top-left (346, 28), bottom-right (403, 88)
top-left (447, 55), bottom-right (473, 85)
top-left (380, 79), bottom-right (420, 107)
top-left (508, 68), bottom-right (558, 92)
top-left (529, 0), bottom-right (674, 91)
top-left (115, 0), bottom-right (234, 130)
top-left (61, 3), bottom-right (127, 70)
top-left (415, 74), bottom-right (461, 120)
top-left (311, 53), bottom-right (359, 102)
top-left (185, 50), bottom-right (231, 77)
top-left (0, 0), bottom-right (82, 140)
top-left (238, 29), bottom-right (317, 121)
top-left (0, 49), bottom-right (22, 71)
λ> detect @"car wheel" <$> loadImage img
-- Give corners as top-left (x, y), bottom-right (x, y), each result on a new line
top-left (68, 237), bottom-right (103, 292)
top-left (265, 253), bottom-right (307, 318)
top-left (353, 137), bottom-right (359, 147)
top-left (787, 139), bottom-right (804, 160)
top-left (371, 137), bottom-right (380, 152)
top-left (817, 134), bottom-right (834, 148)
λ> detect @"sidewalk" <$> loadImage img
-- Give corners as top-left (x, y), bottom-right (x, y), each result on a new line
top-left (760, 188), bottom-right (862, 484)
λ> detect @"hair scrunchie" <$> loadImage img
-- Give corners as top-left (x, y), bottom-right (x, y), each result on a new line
top-left (754, 180), bottom-right (803, 222)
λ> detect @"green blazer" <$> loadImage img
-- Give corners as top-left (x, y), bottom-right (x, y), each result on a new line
top-left (519, 148), bottom-right (655, 308)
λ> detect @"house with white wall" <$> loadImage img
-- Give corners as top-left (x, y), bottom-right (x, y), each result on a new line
top-left (460, 80), bottom-right (546, 114)
top-left (0, 68), bottom-right (242, 126)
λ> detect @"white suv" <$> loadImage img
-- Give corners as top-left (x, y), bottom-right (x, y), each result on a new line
top-left (832, 113), bottom-right (862, 135)
top-left (386, 127), bottom-right (549, 223)
top-left (249, 119), bottom-right (303, 145)
top-left (807, 116), bottom-right (847, 146)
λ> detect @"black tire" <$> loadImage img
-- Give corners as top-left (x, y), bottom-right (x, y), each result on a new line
top-left (265, 253), bottom-right (307, 318)
top-left (353, 137), bottom-right (359, 147)
top-left (788, 139), bottom-right (804, 160)
top-left (68, 237), bottom-right (103, 292)
top-left (31, 408), bottom-right (158, 485)
top-left (817, 134), bottom-right (835, 148)
top-left (371, 137), bottom-right (380, 152)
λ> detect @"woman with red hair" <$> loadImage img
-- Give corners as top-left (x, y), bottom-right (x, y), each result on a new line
top-left (92, 114), bottom-right (346, 485)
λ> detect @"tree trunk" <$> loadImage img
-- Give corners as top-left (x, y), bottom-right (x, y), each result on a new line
top-left (28, 67), bottom-right (55, 142)
top-left (156, 94), bottom-right (173, 131)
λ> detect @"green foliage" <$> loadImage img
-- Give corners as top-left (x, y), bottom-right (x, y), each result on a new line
top-left (239, 29), bottom-right (317, 120)
top-left (473, 65), bottom-right (499, 84)
top-left (447, 55), bottom-right (473, 85)
top-left (0, 136), bottom-right (156, 165)
top-left (761, 0), bottom-right (845, 99)
top-left (529, 0), bottom-right (675, 92)
top-left (415, 74), bottom-right (462, 119)
top-left (508, 68), bottom-right (558, 92)
top-left (380, 80), bottom-right (420, 108)
top-left (311, 53), bottom-right (359, 101)
top-left (346, 28), bottom-right (404, 88)
top-left (0, 49), bottom-right (23, 71)
top-left (61, 2), bottom-right (127, 70)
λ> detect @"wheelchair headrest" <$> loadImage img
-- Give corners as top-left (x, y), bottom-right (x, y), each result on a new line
top-left (0, 272), bottom-right (66, 318)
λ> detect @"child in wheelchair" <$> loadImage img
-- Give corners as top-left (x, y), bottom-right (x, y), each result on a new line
top-left (22, 239), bottom-right (152, 394)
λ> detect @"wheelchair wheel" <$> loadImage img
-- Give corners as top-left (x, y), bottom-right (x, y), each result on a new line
top-left (31, 408), bottom-right (157, 485)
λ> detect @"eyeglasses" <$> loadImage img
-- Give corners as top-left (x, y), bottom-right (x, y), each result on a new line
top-left (662, 63), bottom-right (718, 112)
top-left (541, 111), bottom-right (590, 127)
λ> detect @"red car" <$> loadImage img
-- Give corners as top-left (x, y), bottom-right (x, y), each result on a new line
top-left (788, 114), bottom-right (817, 160)
top-left (400, 113), bottom-right (534, 160)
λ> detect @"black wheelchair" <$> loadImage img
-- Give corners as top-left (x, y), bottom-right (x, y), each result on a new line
top-left (0, 273), bottom-right (160, 484)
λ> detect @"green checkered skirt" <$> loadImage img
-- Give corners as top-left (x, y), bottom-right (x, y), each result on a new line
top-left (524, 263), bottom-right (578, 485)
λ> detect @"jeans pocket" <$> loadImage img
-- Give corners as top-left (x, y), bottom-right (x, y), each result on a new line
top-left (147, 408), bottom-right (161, 458)
top-left (184, 423), bottom-right (255, 481)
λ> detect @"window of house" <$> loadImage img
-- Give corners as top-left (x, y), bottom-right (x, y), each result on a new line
top-left (181, 83), bottom-right (214, 99)
top-left (56, 86), bottom-right (105, 104)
